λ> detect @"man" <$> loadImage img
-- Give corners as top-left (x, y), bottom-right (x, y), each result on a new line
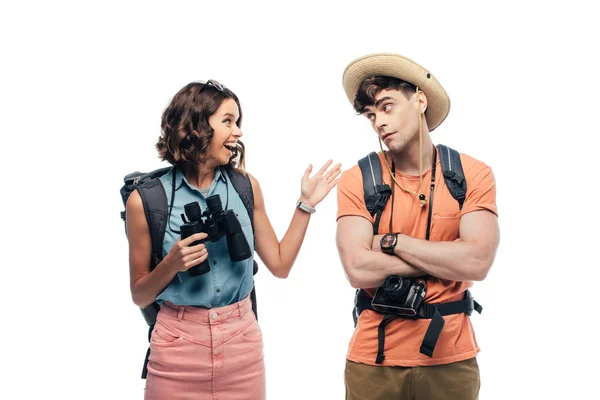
top-left (336, 52), bottom-right (499, 399)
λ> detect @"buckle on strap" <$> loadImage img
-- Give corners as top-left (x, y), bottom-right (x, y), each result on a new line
top-left (419, 303), bottom-right (436, 318)
top-left (474, 300), bottom-right (483, 314)
top-left (419, 344), bottom-right (434, 358)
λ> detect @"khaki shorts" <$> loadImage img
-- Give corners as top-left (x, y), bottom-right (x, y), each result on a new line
top-left (345, 358), bottom-right (480, 400)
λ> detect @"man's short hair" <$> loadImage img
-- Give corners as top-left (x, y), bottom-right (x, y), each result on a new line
top-left (353, 76), bottom-right (417, 114)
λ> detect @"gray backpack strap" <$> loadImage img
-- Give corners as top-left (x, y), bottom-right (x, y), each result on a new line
top-left (223, 166), bottom-right (255, 241)
top-left (222, 165), bottom-right (259, 320)
top-left (121, 167), bottom-right (172, 380)
top-left (137, 179), bottom-right (169, 270)
top-left (135, 174), bottom-right (170, 333)
top-left (120, 166), bottom-right (172, 224)
top-left (358, 152), bottom-right (392, 234)
top-left (437, 144), bottom-right (466, 210)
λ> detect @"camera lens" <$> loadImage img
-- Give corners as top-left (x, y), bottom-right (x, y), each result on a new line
top-left (383, 275), bottom-right (403, 293)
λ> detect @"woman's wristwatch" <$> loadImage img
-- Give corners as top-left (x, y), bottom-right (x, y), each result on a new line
top-left (296, 199), bottom-right (316, 214)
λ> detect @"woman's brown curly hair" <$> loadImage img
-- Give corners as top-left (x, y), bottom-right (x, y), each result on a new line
top-left (156, 81), bottom-right (246, 171)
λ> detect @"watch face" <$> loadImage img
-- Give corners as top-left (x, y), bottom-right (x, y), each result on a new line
top-left (381, 234), bottom-right (395, 248)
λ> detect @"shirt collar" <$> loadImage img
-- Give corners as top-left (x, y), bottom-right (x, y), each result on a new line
top-left (174, 165), bottom-right (227, 191)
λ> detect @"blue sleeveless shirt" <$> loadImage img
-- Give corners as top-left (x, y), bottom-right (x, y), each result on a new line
top-left (156, 166), bottom-right (255, 308)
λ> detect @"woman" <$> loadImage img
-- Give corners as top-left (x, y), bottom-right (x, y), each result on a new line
top-left (125, 80), bottom-right (341, 399)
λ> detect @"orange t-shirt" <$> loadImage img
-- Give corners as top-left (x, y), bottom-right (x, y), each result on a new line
top-left (336, 149), bottom-right (497, 367)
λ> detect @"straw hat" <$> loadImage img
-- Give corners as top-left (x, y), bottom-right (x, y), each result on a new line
top-left (342, 53), bottom-right (450, 131)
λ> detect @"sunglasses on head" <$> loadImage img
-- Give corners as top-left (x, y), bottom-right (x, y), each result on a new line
top-left (199, 79), bottom-right (224, 92)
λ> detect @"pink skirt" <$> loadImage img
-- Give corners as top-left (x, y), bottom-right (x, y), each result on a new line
top-left (144, 295), bottom-right (266, 400)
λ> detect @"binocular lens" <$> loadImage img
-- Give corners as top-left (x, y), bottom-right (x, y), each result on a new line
top-left (227, 232), bottom-right (252, 262)
top-left (206, 195), bottom-right (223, 214)
top-left (184, 202), bottom-right (202, 221)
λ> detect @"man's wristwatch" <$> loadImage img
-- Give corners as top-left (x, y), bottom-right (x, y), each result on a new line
top-left (380, 233), bottom-right (398, 255)
top-left (296, 199), bottom-right (316, 214)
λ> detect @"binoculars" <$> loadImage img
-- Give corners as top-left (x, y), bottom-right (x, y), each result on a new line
top-left (180, 194), bottom-right (252, 277)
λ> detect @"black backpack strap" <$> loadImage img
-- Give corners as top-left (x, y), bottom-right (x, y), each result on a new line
top-left (376, 314), bottom-right (400, 364)
top-left (358, 152), bottom-right (392, 234)
top-left (137, 178), bottom-right (169, 271)
top-left (121, 167), bottom-right (172, 379)
top-left (250, 284), bottom-right (258, 320)
top-left (418, 291), bottom-right (482, 357)
top-left (353, 289), bottom-right (372, 327)
top-left (222, 166), bottom-right (259, 320)
top-left (120, 166), bottom-right (172, 224)
top-left (354, 289), bottom-right (482, 363)
top-left (141, 324), bottom-right (154, 379)
top-left (223, 166), bottom-right (255, 238)
top-left (437, 144), bottom-right (466, 211)
top-left (354, 153), bottom-right (391, 354)
top-left (136, 175), bottom-right (169, 380)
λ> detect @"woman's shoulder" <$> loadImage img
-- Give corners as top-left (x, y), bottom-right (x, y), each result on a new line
top-left (126, 189), bottom-right (143, 212)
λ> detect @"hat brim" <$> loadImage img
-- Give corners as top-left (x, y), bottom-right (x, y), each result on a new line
top-left (342, 53), bottom-right (450, 131)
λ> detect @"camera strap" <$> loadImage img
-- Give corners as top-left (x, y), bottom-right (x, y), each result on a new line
top-left (353, 289), bottom-right (482, 363)
top-left (425, 147), bottom-right (437, 241)
top-left (389, 146), bottom-right (438, 239)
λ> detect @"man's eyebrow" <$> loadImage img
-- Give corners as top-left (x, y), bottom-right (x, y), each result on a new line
top-left (374, 96), bottom-right (394, 109)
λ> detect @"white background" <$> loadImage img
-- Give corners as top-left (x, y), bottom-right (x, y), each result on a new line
top-left (1, 1), bottom-right (598, 399)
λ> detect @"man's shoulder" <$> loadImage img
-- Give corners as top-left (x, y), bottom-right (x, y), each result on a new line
top-left (456, 151), bottom-right (493, 179)
top-left (339, 163), bottom-right (365, 190)
top-left (340, 151), bottom-right (386, 184)
top-left (341, 163), bottom-right (362, 179)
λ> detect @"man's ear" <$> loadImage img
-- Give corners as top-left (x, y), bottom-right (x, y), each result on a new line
top-left (417, 90), bottom-right (428, 114)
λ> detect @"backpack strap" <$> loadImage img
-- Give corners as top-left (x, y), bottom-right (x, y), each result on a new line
top-left (437, 144), bottom-right (466, 211)
top-left (354, 288), bottom-right (482, 362)
top-left (120, 166), bottom-right (172, 223)
top-left (222, 165), bottom-right (259, 320)
top-left (137, 177), bottom-right (169, 270)
top-left (352, 146), bottom-right (471, 362)
top-left (125, 165), bottom-right (260, 378)
top-left (124, 168), bottom-right (171, 379)
top-left (222, 165), bottom-right (255, 245)
top-left (358, 152), bottom-right (392, 235)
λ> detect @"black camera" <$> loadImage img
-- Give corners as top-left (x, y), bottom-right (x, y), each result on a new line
top-left (179, 194), bottom-right (252, 277)
top-left (371, 275), bottom-right (426, 318)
